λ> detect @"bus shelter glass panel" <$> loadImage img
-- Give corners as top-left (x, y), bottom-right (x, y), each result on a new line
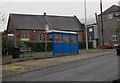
top-left (71, 35), bottom-right (77, 43)
top-left (63, 34), bottom-right (70, 43)
top-left (54, 34), bottom-right (62, 43)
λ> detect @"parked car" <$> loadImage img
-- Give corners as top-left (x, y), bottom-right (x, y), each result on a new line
top-left (104, 43), bottom-right (112, 49)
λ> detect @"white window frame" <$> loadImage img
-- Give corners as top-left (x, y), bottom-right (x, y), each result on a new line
top-left (21, 32), bottom-right (29, 41)
top-left (111, 33), bottom-right (118, 41)
top-left (36, 32), bottom-right (43, 41)
top-left (108, 13), bottom-right (113, 19)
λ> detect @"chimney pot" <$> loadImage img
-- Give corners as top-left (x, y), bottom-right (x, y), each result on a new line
top-left (44, 12), bottom-right (46, 15)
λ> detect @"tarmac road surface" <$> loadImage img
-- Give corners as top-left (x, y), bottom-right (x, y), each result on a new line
top-left (3, 53), bottom-right (119, 81)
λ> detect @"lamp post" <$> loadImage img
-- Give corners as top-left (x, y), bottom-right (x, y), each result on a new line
top-left (84, 0), bottom-right (88, 50)
top-left (45, 24), bottom-right (49, 56)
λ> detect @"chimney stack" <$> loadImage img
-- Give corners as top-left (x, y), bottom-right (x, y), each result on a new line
top-left (44, 12), bottom-right (46, 15)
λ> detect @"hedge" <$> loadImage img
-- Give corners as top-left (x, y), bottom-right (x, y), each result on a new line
top-left (79, 41), bottom-right (93, 49)
top-left (24, 41), bottom-right (52, 52)
top-left (2, 38), bottom-right (93, 55)
top-left (24, 41), bottom-right (93, 52)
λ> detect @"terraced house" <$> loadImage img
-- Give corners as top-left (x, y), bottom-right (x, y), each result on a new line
top-left (98, 5), bottom-right (120, 47)
top-left (6, 13), bottom-right (85, 42)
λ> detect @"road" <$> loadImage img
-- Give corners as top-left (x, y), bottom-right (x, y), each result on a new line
top-left (3, 54), bottom-right (119, 81)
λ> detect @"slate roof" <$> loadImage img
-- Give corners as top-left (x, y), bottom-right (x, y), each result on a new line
top-left (8, 13), bottom-right (83, 31)
top-left (99, 5), bottom-right (120, 15)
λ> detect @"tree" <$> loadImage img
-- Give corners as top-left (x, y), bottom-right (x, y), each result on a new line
top-left (0, 8), bottom-right (7, 32)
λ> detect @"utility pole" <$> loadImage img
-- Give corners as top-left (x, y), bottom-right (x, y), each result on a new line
top-left (100, 0), bottom-right (104, 50)
top-left (84, 0), bottom-right (88, 50)
top-left (45, 24), bottom-right (49, 56)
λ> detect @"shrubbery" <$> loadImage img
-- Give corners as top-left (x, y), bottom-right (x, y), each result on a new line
top-left (2, 37), bottom-right (93, 56)
top-left (24, 41), bottom-right (52, 52)
top-left (2, 38), bottom-right (24, 55)
top-left (79, 41), bottom-right (93, 49)
top-left (24, 41), bottom-right (93, 52)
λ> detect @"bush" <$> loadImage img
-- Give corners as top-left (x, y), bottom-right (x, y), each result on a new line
top-left (2, 38), bottom-right (7, 55)
top-left (24, 41), bottom-right (52, 52)
top-left (79, 41), bottom-right (93, 49)
top-left (2, 38), bottom-right (24, 55)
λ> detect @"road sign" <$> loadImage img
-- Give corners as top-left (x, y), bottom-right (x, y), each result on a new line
top-left (13, 30), bottom-right (16, 34)
top-left (100, 33), bottom-right (102, 37)
top-left (8, 34), bottom-right (14, 37)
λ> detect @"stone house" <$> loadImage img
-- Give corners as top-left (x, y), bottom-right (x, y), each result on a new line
top-left (98, 5), bottom-right (120, 47)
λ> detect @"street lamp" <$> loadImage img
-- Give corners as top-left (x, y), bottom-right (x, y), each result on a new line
top-left (45, 24), bottom-right (49, 56)
top-left (84, 0), bottom-right (88, 50)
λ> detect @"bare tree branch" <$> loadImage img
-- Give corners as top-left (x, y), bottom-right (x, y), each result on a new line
top-left (0, 8), bottom-right (7, 31)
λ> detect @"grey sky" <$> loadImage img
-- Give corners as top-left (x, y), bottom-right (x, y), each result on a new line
top-left (0, 1), bottom-right (120, 31)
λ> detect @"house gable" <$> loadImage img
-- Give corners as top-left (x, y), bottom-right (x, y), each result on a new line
top-left (99, 5), bottom-right (120, 16)
top-left (7, 16), bottom-right (15, 33)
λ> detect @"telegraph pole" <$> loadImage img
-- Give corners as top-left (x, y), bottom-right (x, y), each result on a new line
top-left (100, 0), bottom-right (104, 50)
top-left (84, 0), bottom-right (88, 50)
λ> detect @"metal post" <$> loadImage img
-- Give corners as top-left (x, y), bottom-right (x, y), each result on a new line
top-left (45, 24), bottom-right (49, 56)
top-left (45, 31), bottom-right (47, 56)
top-left (84, 0), bottom-right (88, 50)
top-left (100, 0), bottom-right (104, 50)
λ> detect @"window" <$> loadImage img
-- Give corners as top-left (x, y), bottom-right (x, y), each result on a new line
top-left (22, 32), bottom-right (29, 39)
top-left (71, 35), bottom-right (77, 43)
top-left (111, 33), bottom-right (118, 41)
top-left (54, 34), bottom-right (62, 43)
top-left (89, 28), bottom-right (93, 32)
top-left (36, 32), bottom-right (43, 41)
top-left (63, 34), bottom-right (70, 43)
top-left (108, 13), bottom-right (113, 19)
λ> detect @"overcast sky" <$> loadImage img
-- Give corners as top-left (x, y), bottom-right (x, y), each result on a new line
top-left (0, 0), bottom-right (120, 31)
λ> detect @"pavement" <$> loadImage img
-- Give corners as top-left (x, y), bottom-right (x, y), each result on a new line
top-left (3, 52), bottom-right (118, 81)
top-left (2, 49), bottom-right (115, 65)
top-left (1, 49), bottom-right (117, 78)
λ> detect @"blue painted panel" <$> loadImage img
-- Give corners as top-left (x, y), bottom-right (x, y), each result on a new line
top-left (53, 43), bottom-right (63, 53)
top-left (70, 43), bottom-right (79, 53)
top-left (62, 43), bottom-right (70, 53)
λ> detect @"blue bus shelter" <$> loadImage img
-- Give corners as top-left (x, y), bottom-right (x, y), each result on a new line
top-left (47, 30), bottom-right (79, 55)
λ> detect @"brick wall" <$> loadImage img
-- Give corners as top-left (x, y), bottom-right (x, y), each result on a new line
top-left (7, 20), bottom-right (85, 42)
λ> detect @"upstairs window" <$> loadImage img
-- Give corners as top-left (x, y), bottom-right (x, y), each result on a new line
top-left (108, 13), bottom-right (113, 19)
top-left (111, 33), bottom-right (118, 41)
top-left (89, 28), bottom-right (93, 32)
